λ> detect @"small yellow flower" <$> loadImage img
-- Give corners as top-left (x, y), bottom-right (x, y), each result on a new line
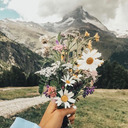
top-left (85, 31), bottom-right (90, 37)
top-left (61, 54), bottom-right (64, 61)
top-left (94, 33), bottom-right (100, 42)
top-left (61, 52), bottom-right (65, 61)
top-left (87, 40), bottom-right (92, 50)
top-left (95, 38), bottom-right (99, 42)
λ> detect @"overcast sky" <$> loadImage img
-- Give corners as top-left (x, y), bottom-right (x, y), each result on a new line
top-left (0, 0), bottom-right (128, 33)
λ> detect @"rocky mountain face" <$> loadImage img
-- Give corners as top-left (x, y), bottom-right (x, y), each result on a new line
top-left (43, 6), bottom-right (108, 32)
top-left (0, 31), bottom-right (43, 73)
top-left (42, 6), bottom-right (128, 64)
top-left (0, 19), bottom-right (56, 52)
top-left (0, 6), bottom-right (127, 69)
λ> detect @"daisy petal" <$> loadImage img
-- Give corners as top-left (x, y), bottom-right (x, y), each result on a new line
top-left (58, 90), bottom-right (63, 96)
top-left (56, 100), bottom-right (62, 106)
top-left (68, 92), bottom-right (74, 98)
top-left (68, 98), bottom-right (76, 103)
top-left (65, 102), bottom-right (70, 108)
top-left (64, 89), bottom-right (69, 95)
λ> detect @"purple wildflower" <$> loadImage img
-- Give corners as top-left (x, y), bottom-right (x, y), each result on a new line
top-left (43, 85), bottom-right (50, 97)
top-left (56, 40), bottom-right (59, 45)
top-left (83, 86), bottom-right (95, 98)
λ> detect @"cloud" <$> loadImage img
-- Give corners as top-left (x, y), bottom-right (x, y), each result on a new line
top-left (0, 0), bottom-right (9, 4)
top-left (0, 8), bottom-right (5, 11)
top-left (7, 0), bottom-right (83, 23)
top-left (82, 0), bottom-right (120, 23)
top-left (7, 0), bottom-right (128, 31)
top-left (8, 0), bottom-right (41, 22)
top-left (105, 0), bottom-right (128, 31)
top-left (37, 0), bottom-right (82, 17)
top-left (3, 0), bottom-right (9, 4)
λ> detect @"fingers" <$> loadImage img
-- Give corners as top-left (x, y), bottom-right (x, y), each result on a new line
top-left (46, 99), bottom-right (57, 114)
top-left (68, 114), bottom-right (75, 122)
top-left (68, 113), bottom-right (75, 124)
top-left (60, 105), bottom-right (77, 117)
top-left (70, 120), bottom-right (74, 124)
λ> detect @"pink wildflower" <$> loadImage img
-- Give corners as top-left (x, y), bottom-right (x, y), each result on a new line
top-left (47, 86), bottom-right (57, 98)
top-left (53, 45), bottom-right (66, 52)
top-left (90, 70), bottom-right (98, 82)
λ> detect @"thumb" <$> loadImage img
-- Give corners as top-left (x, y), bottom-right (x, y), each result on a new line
top-left (46, 99), bottom-right (57, 114)
top-left (60, 106), bottom-right (77, 117)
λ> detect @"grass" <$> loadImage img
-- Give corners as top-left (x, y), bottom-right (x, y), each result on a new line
top-left (0, 86), bottom-right (40, 100)
top-left (74, 89), bottom-right (128, 128)
top-left (0, 89), bottom-right (128, 128)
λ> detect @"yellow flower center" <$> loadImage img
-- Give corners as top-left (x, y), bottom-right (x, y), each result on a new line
top-left (66, 80), bottom-right (70, 84)
top-left (86, 57), bottom-right (94, 64)
top-left (61, 95), bottom-right (68, 102)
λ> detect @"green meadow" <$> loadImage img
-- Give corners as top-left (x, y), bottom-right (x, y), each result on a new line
top-left (0, 86), bottom-right (39, 100)
top-left (0, 89), bottom-right (128, 128)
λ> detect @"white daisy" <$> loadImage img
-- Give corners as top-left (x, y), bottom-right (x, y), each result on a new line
top-left (73, 74), bottom-right (82, 82)
top-left (61, 73), bottom-right (76, 87)
top-left (62, 63), bottom-right (73, 70)
top-left (54, 89), bottom-right (75, 108)
top-left (77, 49), bottom-right (104, 71)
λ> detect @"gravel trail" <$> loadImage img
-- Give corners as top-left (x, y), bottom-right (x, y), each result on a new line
top-left (0, 95), bottom-right (49, 118)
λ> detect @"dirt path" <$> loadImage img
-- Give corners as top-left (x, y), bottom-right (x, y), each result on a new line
top-left (0, 95), bottom-right (49, 118)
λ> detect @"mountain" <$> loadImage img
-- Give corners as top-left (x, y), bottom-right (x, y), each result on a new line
top-left (0, 31), bottom-right (43, 73)
top-left (43, 6), bottom-right (108, 32)
top-left (43, 6), bottom-right (128, 61)
top-left (0, 6), bottom-right (128, 69)
top-left (114, 29), bottom-right (128, 38)
top-left (0, 19), bottom-right (56, 52)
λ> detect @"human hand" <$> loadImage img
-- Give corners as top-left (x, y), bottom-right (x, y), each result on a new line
top-left (39, 99), bottom-right (77, 128)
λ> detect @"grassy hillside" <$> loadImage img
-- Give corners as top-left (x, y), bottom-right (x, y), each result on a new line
top-left (0, 31), bottom-right (43, 73)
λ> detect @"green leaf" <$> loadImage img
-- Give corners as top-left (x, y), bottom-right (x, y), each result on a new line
top-left (58, 32), bottom-right (61, 42)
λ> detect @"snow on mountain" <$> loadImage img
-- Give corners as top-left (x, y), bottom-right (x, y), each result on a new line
top-left (82, 18), bottom-right (107, 31)
top-left (54, 17), bottom-right (75, 27)
top-left (113, 29), bottom-right (128, 38)
top-left (42, 6), bottom-right (108, 32)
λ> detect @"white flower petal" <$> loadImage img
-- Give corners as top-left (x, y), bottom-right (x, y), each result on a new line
top-left (64, 89), bottom-right (69, 95)
top-left (56, 100), bottom-right (62, 106)
top-left (94, 52), bottom-right (101, 58)
top-left (90, 49), bottom-right (97, 56)
top-left (68, 92), bottom-right (74, 98)
top-left (58, 90), bottom-right (63, 96)
top-left (68, 98), bottom-right (76, 103)
top-left (61, 79), bottom-right (65, 82)
top-left (64, 102), bottom-right (71, 108)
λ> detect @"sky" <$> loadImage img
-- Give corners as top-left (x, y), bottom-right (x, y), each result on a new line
top-left (0, 0), bottom-right (128, 33)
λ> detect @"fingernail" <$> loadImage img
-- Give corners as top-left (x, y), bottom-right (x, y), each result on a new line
top-left (67, 114), bottom-right (71, 117)
top-left (73, 105), bottom-right (77, 109)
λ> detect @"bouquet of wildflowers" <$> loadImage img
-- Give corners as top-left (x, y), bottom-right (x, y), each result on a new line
top-left (36, 31), bottom-right (103, 128)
